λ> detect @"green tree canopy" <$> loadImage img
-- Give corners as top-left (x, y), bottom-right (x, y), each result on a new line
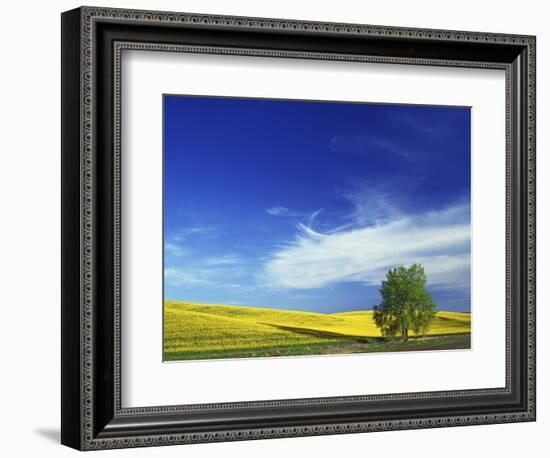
top-left (373, 264), bottom-right (436, 341)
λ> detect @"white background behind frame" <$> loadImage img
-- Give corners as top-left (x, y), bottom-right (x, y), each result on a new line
top-left (121, 50), bottom-right (506, 408)
top-left (0, 0), bottom-right (546, 457)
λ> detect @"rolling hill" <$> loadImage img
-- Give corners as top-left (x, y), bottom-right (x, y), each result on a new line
top-left (164, 301), bottom-right (471, 361)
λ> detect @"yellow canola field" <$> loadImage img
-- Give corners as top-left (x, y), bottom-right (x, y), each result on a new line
top-left (164, 301), bottom-right (471, 359)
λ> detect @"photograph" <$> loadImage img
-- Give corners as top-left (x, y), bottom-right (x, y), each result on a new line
top-left (163, 95), bottom-right (472, 361)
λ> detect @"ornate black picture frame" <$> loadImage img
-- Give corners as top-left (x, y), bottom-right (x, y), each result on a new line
top-left (61, 6), bottom-right (536, 450)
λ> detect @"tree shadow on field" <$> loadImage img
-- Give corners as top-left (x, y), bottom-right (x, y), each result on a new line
top-left (261, 323), bottom-right (362, 339)
top-left (260, 323), bottom-right (382, 346)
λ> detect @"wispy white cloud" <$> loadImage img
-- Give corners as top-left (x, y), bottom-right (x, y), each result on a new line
top-left (164, 243), bottom-right (188, 257)
top-left (330, 111), bottom-right (457, 158)
top-left (266, 206), bottom-right (292, 216)
top-left (165, 253), bottom-right (253, 291)
top-left (341, 185), bottom-right (403, 226)
top-left (203, 255), bottom-right (242, 266)
top-left (164, 225), bottom-right (217, 258)
top-left (165, 264), bottom-right (259, 293)
top-left (265, 206), bottom-right (317, 218)
top-left (171, 226), bottom-right (217, 242)
top-left (266, 207), bottom-right (326, 235)
top-left (330, 130), bottom-right (413, 158)
top-left (260, 198), bottom-right (470, 291)
top-left (398, 112), bottom-right (456, 135)
top-left (164, 267), bottom-right (212, 286)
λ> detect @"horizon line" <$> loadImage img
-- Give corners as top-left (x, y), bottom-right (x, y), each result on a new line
top-left (164, 300), bottom-right (471, 314)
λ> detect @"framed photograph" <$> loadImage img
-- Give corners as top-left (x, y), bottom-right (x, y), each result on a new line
top-left (61, 6), bottom-right (536, 450)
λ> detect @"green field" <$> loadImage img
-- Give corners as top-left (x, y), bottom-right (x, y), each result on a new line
top-left (164, 301), bottom-right (471, 361)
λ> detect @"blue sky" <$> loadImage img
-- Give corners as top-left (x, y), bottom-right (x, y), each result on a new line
top-left (164, 95), bottom-right (471, 312)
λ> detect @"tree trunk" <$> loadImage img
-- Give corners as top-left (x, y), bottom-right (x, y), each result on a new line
top-left (403, 328), bottom-right (409, 342)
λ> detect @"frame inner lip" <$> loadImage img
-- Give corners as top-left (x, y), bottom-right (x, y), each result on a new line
top-left (112, 40), bottom-right (513, 414)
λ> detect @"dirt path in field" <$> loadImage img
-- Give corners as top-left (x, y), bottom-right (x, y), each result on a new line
top-left (320, 334), bottom-right (471, 355)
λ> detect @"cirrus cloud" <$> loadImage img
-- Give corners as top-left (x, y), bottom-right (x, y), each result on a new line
top-left (260, 202), bottom-right (470, 291)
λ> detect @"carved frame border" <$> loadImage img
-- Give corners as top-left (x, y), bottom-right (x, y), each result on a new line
top-left (63, 6), bottom-right (536, 450)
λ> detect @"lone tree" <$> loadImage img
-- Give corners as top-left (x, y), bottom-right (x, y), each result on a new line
top-left (373, 264), bottom-right (436, 342)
